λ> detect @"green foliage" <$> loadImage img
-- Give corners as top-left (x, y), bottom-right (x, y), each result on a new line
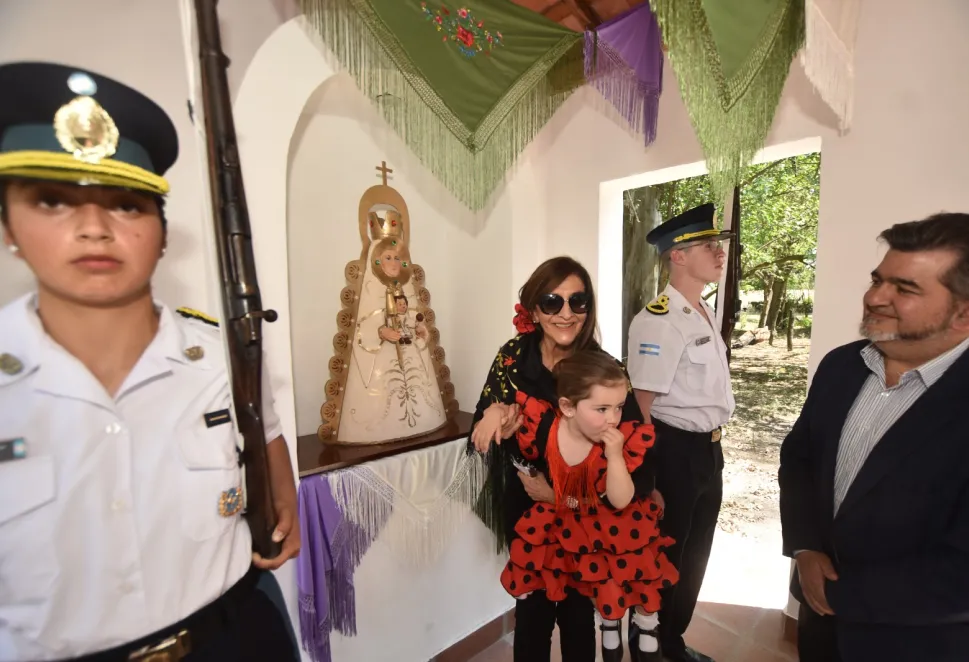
top-left (740, 153), bottom-right (820, 291)
top-left (629, 152), bottom-right (821, 294)
top-left (654, 172), bottom-right (721, 226)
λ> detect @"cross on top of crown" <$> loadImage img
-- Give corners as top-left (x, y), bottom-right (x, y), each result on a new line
top-left (376, 161), bottom-right (393, 186)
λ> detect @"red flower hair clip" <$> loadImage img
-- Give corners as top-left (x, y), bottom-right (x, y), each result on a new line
top-left (513, 303), bottom-right (536, 334)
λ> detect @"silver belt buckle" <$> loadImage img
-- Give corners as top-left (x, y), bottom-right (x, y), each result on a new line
top-left (711, 428), bottom-right (722, 443)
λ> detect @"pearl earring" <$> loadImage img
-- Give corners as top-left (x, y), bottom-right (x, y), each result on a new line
top-left (7, 244), bottom-right (18, 254)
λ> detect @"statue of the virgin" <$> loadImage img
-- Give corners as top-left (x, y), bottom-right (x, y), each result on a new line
top-left (319, 164), bottom-right (458, 444)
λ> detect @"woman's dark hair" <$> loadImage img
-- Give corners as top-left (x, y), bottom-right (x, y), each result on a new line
top-left (519, 256), bottom-right (598, 350)
top-left (0, 178), bottom-right (167, 228)
top-left (553, 350), bottom-right (626, 404)
top-left (880, 212), bottom-right (969, 301)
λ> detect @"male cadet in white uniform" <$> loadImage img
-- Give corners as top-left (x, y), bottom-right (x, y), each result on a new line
top-left (0, 62), bottom-right (300, 661)
top-left (626, 203), bottom-right (736, 662)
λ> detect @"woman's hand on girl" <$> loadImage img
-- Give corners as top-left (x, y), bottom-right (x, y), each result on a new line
top-left (472, 403), bottom-right (522, 453)
top-left (519, 471), bottom-right (555, 503)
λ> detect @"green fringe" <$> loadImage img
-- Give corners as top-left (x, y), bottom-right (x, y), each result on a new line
top-left (648, 0), bottom-right (805, 204)
top-left (299, 0), bottom-right (585, 211)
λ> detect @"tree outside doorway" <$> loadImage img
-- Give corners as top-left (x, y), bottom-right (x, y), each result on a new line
top-left (622, 151), bottom-right (820, 550)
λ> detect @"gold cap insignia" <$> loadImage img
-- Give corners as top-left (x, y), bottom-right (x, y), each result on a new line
top-left (184, 346), bottom-right (205, 361)
top-left (219, 487), bottom-right (243, 517)
top-left (0, 353), bottom-right (24, 375)
top-left (53, 95), bottom-right (119, 164)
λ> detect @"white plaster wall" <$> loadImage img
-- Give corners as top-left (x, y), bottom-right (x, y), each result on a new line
top-left (808, 0), bottom-right (969, 374)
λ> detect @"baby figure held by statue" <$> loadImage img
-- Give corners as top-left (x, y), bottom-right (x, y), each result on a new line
top-left (382, 288), bottom-right (427, 346)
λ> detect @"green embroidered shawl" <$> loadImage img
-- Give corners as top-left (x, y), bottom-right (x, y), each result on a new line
top-left (300, 0), bottom-right (584, 211)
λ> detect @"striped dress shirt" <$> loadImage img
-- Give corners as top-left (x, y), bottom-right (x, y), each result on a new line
top-left (833, 337), bottom-right (969, 514)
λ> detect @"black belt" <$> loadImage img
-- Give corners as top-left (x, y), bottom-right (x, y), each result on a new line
top-left (653, 417), bottom-right (722, 443)
top-left (67, 565), bottom-right (261, 662)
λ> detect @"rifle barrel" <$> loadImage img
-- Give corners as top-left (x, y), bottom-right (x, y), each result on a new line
top-left (193, 0), bottom-right (280, 559)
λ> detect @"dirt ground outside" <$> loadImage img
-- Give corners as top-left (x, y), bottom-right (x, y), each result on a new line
top-left (718, 337), bottom-right (811, 546)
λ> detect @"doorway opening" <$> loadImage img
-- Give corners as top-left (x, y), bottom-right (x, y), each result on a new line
top-left (618, 148), bottom-right (821, 658)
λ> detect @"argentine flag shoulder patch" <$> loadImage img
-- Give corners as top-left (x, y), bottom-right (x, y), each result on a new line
top-left (639, 343), bottom-right (660, 356)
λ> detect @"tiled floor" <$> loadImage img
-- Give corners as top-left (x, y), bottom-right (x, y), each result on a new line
top-left (468, 602), bottom-right (797, 662)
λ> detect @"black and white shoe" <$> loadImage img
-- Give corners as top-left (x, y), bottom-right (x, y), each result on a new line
top-left (599, 620), bottom-right (624, 662)
top-left (628, 619), bottom-right (664, 662)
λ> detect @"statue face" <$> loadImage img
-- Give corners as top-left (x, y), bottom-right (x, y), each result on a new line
top-left (379, 247), bottom-right (402, 278)
top-left (395, 297), bottom-right (408, 314)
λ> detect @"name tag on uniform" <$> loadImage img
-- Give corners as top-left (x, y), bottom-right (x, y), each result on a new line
top-left (695, 336), bottom-right (712, 346)
top-left (204, 409), bottom-right (232, 428)
top-left (0, 437), bottom-right (26, 463)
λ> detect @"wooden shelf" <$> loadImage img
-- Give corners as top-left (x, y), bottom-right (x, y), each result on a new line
top-left (296, 411), bottom-right (474, 477)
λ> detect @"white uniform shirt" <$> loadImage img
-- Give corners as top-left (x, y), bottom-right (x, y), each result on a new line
top-left (0, 294), bottom-right (283, 661)
top-left (627, 284), bottom-right (735, 432)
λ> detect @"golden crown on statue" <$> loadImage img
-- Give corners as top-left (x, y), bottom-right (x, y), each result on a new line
top-left (367, 210), bottom-right (403, 240)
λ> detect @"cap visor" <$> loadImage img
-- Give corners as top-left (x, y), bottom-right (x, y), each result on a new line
top-left (0, 151), bottom-right (168, 195)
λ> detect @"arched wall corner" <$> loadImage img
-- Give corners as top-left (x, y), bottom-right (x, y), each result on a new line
top-left (232, 15), bottom-right (336, 640)
top-left (234, 15), bottom-right (335, 456)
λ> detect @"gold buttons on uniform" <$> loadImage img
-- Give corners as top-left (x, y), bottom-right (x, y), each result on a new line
top-left (0, 353), bottom-right (23, 375)
top-left (183, 345), bottom-right (204, 361)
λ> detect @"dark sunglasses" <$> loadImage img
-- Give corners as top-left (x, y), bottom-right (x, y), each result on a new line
top-left (538, 292), bottom-right (591, 316)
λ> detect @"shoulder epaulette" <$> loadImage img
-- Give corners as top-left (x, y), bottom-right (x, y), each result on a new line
top-left (645, 294), bottom-right (669, 316)
top-left (175, 307), bottom-right (219, 327)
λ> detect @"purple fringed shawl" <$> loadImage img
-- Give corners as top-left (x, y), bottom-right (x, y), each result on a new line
top-left (584, 2), bottom-right (665, 144)
top-left (296, 474), bottom-right (374, 662)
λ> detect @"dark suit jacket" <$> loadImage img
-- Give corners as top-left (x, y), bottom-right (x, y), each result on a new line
top-left (779, 339), bottom-right (969, 629)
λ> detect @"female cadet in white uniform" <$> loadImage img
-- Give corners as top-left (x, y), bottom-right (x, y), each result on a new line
top-left (0, 62), bottom-right (300, 661)
top-left (626, 204), bottom-right (735, 662)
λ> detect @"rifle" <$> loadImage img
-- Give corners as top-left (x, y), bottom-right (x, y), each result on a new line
top-left (720, 186), bottom-right (741, 362)
top-left (194, 0), bottom-right (281, 559)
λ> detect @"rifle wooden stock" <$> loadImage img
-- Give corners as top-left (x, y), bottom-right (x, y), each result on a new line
top-left (194, 0), bottom-right (281, 559)
top-left (720, 186), bottom-right (742, 362)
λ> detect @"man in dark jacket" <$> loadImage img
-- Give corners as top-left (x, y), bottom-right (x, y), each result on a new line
top-left (779, 212), bottom-right (969, 662)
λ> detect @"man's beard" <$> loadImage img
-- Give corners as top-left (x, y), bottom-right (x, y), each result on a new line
top-left (860, 307), bottom-right (955, 342)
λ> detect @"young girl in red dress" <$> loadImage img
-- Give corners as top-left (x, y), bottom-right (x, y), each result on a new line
top-left (500, 351), bottom-right (679, 662)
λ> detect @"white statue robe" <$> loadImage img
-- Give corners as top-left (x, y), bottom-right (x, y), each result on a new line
top-left (337, 250), bottom-right (446, 443)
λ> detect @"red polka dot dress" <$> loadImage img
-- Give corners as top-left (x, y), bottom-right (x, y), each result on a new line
top-left (500, 393), bottom-right (679, 620)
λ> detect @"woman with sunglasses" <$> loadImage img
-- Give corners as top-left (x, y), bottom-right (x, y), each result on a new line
top-left (470, 257), bottom-right (658, 662)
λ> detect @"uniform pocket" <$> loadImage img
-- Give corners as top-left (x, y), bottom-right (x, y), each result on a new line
top-left (177, 427), bottom-right (241, 541)
top-left (685, 342), bottom-right (715, 390)
top-left (0, 455), bottom-right (58, 606)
